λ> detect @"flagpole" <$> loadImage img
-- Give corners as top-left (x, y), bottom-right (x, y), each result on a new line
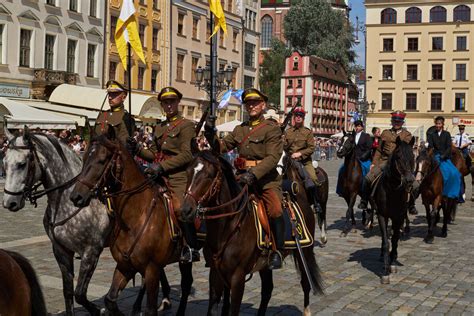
top-left (210, 13), bottom-right (217, 123)
top-left (127, 42), bottom-right (132, 136)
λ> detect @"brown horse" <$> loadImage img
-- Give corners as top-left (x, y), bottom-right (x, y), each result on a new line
top-left (70, 129), bottom-right (193, 316)
top-left (444, 145), bottom-right (469, 223)
top-left (180, 150), bottom-right (324, 316)
top-left (0, 249), bottom-right (47, 316)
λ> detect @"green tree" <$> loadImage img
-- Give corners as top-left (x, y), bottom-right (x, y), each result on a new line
top-left (284, 0), bottom-right (356, 71)
top-left (259, 39), bottom-right (291, 106)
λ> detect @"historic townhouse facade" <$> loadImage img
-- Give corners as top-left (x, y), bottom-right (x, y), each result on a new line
top-left (0, 0), bottom-right (105, 100)
top-left (366, 0), bottom-right (474, 138)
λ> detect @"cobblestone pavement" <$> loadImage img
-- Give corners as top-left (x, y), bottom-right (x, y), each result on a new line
top-left (1, 159), bottom-right (473, 315)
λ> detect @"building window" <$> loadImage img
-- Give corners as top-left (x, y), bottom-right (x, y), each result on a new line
top-left (66, 39), bottom-right (77, 73)
top-left (176, 53), bottom-right (184, 81)
top-left (430, 6), bottom-right (446, 23)
top-left (0, 25), bottom-right (3, 63)
top-left (233, 31), bottom-right (238, 51)
top-left (124, 70), bottom-right (129, 87)
top-left (90, 0), bottom-right (97, 17)
top-left (192, 16), bottom-right (199, 39)
top-left (244, 42), bottom-right (255, 68)
top-left (244, 75), bottom-right (254, 89)
top-left (383, 38), bottom-right (394, 52)
top-left (178, 13), bottom-right (185, 36)
top-left (109, 61), bottom-right (117, 80)
top-left (206, 21), bottom-right (211, 42)
top-left (287, 79), bottom-right (293, 88)
top-left (381, 8), bottom-right (397, 24)
top-left (110, 16), bottom-right (117, 43)
top-left (456, 36), bottom-right (467, 51)
top-left (261, 15), bottom-right (273, 48)
top-left (382, 65), bottom-right (393, 80)
top-left (407, 64), bottom-right (418, 80)
top-left (407, 38), bottom-right (418, 51)
top-left (455, 93), bottom-right (466, 111)
top-left (153, 0), bottom-right (158, 10)
top-left (454, 5), bottom-right (470, 22)
top-left (227, 0), bottom-right (232, 12)
top-left (405, 7), bottom-right (422, 23)
top-left (19, 29), bottom-right (32, 67)
top-left (297, 79), bottom-right (302, 88)
top-left (406, 93), bottom-right (417, 110)
top-left (432, 64), bottom-right (443, 80)
top-left (381, 93), bottom-right (392, 110)
top-left (456, 64), bottom-right (466, 80)
top-left (152, 27), bottom-right (158, 50)
top-left (69, 0), bottom-right (78, 12)
top-left (44, 34), bottom-right (55, 70)
top-left (139, 0), bottom-right (145, 5)
top-left (432, 37), bottom-right (443, 51)
top-left (46, 0), bottom-right (56, 6)
top-left (219, 30), bottom-right (225, 47)
top-left (87, 44), bottom-right (96, 77)
top-left (151, 69), bottom-right (158, 92)
top-left (191, 57), bottom-right (199, 82)
top-left (139, 24), bottom-right (145, 46)
top-left (138, 66), bottom-right (145, 90)
top-left (431, 93), bottom-right (442, 111)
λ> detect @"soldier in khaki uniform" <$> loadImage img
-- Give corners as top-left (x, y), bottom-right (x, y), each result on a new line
top-left (95, 80), bottom-right (135, 144)
top-left (360, 111), bottom-right (413, 208)
top-left (284, 106), bottom-right (323, 213)
top-left (138, 87), bottom-right (198, 263)
top-left (205, 88), bottom-right (285, 270)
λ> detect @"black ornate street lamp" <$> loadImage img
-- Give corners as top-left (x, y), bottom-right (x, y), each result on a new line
top-left (194, 65), bottom-right (233, 98)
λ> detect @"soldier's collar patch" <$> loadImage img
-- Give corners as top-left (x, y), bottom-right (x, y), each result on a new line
top-left (168, 115), bottom-right (179, 122)
top-left (111, 106), bottom-right (123, 112)
top-left (250, 118), bottom-right (262, 126)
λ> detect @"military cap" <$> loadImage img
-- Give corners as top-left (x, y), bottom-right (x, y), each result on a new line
top-left (157, 87), bottom-right (183, 101)
top-left (242, 88), bottom-right (268, 103)
top-left (458, 124), bottom-right (466, 129)
top-left (354, 120), bottom-right (364, 127)
top-left (391, 110), bottom-right (406, 122)
top-left (293, 106), bottom-right (306, 117)
top-left (106, 80), bottom-right (128, 92)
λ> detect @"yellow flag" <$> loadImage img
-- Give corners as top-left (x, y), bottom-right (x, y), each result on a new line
top-left (209, 0), bottom-right (227, 37)
top-left (115, 0), bottom-right (145, 69)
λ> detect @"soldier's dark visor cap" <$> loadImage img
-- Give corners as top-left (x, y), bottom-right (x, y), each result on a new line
top-left (106, 80), bottom-right (128, 93)
top-left (242, 88), bottom-right (268, 103)
top-left (158, 87), bottom-right (183, 101)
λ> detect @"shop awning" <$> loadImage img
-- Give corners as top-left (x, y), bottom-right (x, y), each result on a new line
top-left (49, 84), bottom-right (163, 118)
top-left (0, 97), bottom-right (77, 129)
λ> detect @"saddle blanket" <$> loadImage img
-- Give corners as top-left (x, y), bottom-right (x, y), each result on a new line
top-left (434, 154), bottom-right (462, 199)
top-left (252, 199), bottom-right (313, 250)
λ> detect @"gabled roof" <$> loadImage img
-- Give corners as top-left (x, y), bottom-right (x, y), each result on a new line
top-left (86, 27), bottom-right (103, 38)
top-left (309, 55), bottom-right (349, 83)
top-left (0, 4), bottom-right (12, 16)
top-left (44, 15), bottom-right (62, 26)
top-left (65, 22), bottom-right (85, 33)
top-left (18, 10), bottom-right (40, 21)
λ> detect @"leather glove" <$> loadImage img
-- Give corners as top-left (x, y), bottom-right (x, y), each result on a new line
top-left (144, 164), bottom-right (165, 178)
top-left (238, 172), bottom-right (256, 186)
top-left (126, 137), bottom-right (138, 155)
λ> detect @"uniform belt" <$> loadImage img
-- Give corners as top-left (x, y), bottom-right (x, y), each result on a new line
top-left (244, 159), bottom-right (262, 167)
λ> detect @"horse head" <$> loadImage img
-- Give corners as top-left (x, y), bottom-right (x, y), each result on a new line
top-left (336, 131), bottom-right (355, 159)
top-left (3, 126), bottom-right (43, 212)
top-left (415, 146), bottom-right (435, 183)
top-left (392, 136), bottom-right (416, 190)
top-left (70, 125), bottom-right (123, 207)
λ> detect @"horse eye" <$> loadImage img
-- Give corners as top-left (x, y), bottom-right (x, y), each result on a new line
top-left (17, 162), bottom-right (27, 169)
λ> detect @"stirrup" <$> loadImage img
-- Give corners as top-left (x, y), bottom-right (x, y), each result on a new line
top-left (180, 245), bottom-right (193, 263)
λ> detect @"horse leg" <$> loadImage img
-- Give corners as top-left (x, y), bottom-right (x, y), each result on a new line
top-left (230, 271), bottom-right (246, 316)
top-left (132, 281), bottom-right (145, 316)
top-left (207, 267), bottom-right (224, 316)
top-left (257, 269), bottom-right (273, 316)
top-left (52, 244), bottom-right (75, 316)
top-left (441, 200), bottom-right (453, 238)
top-left (424, 203), bottom-right (434, 243)
top-left (390, 218), bottom-right (402, 274)
top-left (144, 264), bottom-right (161, 316)
top-left (158, 268), bottom-right (172, 311)
top-left (404, 212), bottom-right (410, 234)
top-left (317, 206), bottom-right (327, 245)
top-left (104, 267), bottom-right (132, 316)
top-left (74, 248), bottom-right (103, 316)
top-left (176, 262), bottom-right (193, 316)
top-left (296, 250), bottom-right (312, 316)
top-left (222, 286), bottom-right (231, 316)
top-left (377, 213), bottom-right (390, 284)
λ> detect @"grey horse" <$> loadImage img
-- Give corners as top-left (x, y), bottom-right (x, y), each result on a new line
top-left (2, 127), bottom-right (111, 315)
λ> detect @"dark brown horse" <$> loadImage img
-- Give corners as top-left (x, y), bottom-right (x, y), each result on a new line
top-left (449, 145), bottom-right (470, 222)
top-left (180, 150), bottom-right (324, 316)
top-left (70, 129), bottom-right (193, 316)
top-left (0, 249), bottom-right (47, 316)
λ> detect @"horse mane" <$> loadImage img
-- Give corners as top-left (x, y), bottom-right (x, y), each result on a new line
top-left (197, 150), bottom-right (241, 197)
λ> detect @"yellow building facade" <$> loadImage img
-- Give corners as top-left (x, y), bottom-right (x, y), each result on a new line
top-left (366, 0), bottom-right (474, 139)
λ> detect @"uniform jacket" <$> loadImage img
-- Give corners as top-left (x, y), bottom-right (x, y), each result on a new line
top-left (428, 130), bottom-right (452, 160)
top-left (95, 106), bottom-right (135, 144)
top-left (373, 128), bottom-right (412, 165)
top-left (453, 132), bottom-right (471, 149)
top-left (354, 132), bottom-right (373, 162)
top-left (284, 125), bottom-right (315, 161)
top-left (217, 119), bottom-right (283, 190)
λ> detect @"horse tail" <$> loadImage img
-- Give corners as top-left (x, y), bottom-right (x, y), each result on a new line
top-left (293, 247), bottom-right (325, 296)
top-left (6, 250), bottom-right (48, 316)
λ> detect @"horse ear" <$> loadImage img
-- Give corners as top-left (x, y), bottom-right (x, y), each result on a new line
top-left (107, 124), bottom-right (116, 140)
top-left (191, 137), bottom-right (200, 156)
top-left (23, 125), bottom-right (31, 142)
top-left (3, 116), bottom-right (14, 141)
top-left (409, 136), bottom-right (416, 147)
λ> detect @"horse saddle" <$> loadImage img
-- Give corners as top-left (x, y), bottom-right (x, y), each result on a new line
top-left (293, 160), bottom-right (316, 190)
top-left (251, 197), bottom-right (313, 251)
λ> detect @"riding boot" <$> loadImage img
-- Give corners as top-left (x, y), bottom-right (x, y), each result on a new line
top-left (269, 215), bottom-right (285, 270)
top-left (358, 177), bottom-right (370, 210)
top-left (180, 222), bottom-right (200, 263)
top-left (308, 188), bottom-right (322, 215)
top-left (408, 195), bottom-right (418, 215)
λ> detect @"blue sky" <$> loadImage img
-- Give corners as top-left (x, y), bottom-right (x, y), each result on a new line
top-left (349, 0), bottom-right (365, 67)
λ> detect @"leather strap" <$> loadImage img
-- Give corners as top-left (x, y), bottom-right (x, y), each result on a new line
top-left (238, 123), bottom-right (268, 148)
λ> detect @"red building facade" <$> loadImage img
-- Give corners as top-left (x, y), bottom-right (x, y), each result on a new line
top-left (281, 51), bottom-right (357, 136)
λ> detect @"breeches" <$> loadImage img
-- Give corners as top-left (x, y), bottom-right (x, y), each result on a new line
top-left (365, 161), bottom-right (386, 184)
top-left (303, 161), bottom-right (318, 182)
top-left (260, 188), bottom-right (283, 218)
top-left (167, 170), bottom-right (187, 210)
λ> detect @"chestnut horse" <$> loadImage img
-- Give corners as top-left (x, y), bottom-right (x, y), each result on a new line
top-left (0, 249), bottom-right (47, 316)
top-left (180, 150), bottom-right (324, 316)
top-left (70, 129), bottom-right (193, 316)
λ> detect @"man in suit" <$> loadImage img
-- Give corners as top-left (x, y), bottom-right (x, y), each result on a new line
top-left (352, 120), bottom-right (373, 209)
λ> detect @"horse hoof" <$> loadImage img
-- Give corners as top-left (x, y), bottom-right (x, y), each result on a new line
top-left (424, 236), bottom-right (434, 244)
top-left (390, 265), bottom-right (398, 273)
top-left (440, 231), bottom-right (447, 238)
top-left (303, 306), bottom-right (311, 316)
top-left (100, 308), bottom-right (106, 316)
top-left (381, 275), bottom-right (390, 284)
top-left (320, 236), bottom-right (327, 245)
top-left (158, 298), bottom-right (172, 311)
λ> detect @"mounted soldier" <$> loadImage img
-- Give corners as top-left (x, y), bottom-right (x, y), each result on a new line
top-left (453, 124), bottom-right (472, 170)
top-left (95, 80), bottom-right (135, 145)
top-left (283, 106), bottom-right (323, 213)
top-left (360, 111), bottom-right (414, 208)
top-left (136, 87), bottom-right (199, 263)
top-left (205, 88), bottom-right (285, 269)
